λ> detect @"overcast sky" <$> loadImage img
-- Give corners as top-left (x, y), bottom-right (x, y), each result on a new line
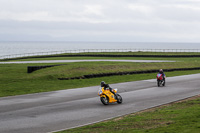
top-left (0, 0), bottom-right (200, 42)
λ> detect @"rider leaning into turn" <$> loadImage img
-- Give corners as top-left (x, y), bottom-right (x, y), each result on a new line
top-left (158, 69), bottom-right (166, 81)
top-left (100, 81), bottom-right (118, 100)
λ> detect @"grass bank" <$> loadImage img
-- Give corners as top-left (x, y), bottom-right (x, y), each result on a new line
top-left (1, 52), bottom-right (200, 97)
top-left (58, 95), bottom-right (200, 133)
top-left (0, 62), bottom-right (200, 97)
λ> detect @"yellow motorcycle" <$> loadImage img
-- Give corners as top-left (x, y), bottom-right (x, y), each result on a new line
top-left (98, 87), bottom-right (122, 105)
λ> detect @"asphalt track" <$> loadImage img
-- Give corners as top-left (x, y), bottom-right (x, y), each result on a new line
top-left (0, 73), bottom-right (200, 133)
top-left (0, 59), bottom-right (175, 64)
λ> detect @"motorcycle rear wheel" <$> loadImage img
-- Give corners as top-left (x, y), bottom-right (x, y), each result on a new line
top-left (100, 96), bottom-right (109, 105)
top-left (157, 81), bottom-right (161, 87)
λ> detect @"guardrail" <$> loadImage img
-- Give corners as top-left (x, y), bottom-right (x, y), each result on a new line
top-left (0, 49), bottom-right (200, 59)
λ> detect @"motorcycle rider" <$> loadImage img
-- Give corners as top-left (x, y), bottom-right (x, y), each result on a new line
top-left (100, 81), bottom-right (118, 100)
top-left (158, 69), bottom-right (166, 81)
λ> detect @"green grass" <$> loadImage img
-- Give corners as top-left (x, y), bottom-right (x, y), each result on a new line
top-left (0, 60), bottom-right (200, 97)
top-left (58, 95), bottom-right (200, 133)
top-left (1, 52), bottom-right (200, 97)
top-left (9, 57), bottom-right (200, 79)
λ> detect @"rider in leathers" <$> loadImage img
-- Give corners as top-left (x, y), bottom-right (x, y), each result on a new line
top-left (101, 81), bottom-right (118, 100)
top-left (158, 69), bottom-right (166, 82)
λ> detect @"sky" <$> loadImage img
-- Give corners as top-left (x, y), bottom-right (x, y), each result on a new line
top-left (0, 0), bottom-right (200, 42)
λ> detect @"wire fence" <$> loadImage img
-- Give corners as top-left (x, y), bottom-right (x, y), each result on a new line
top-left (0, 48), bottom-right (200, 59)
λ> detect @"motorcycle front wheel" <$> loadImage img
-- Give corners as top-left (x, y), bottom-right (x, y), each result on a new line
top-left (100, 96), bottom-right (109, 105)
top-left (116, 94), bottom-right (123, 104)
top-left (157, 81), bottom-right (161, 87)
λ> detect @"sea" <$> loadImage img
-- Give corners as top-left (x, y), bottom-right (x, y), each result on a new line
top-left (0, 41), bottom-right (200, 58)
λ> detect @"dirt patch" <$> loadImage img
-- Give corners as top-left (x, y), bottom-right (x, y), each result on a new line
top-left (113, 116), bottom-right (124, 122)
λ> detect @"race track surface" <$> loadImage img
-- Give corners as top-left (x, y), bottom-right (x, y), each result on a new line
top-left (0, 59), bottom-right (175, 64)
top-left (0, 74), bottom-right (200, 133)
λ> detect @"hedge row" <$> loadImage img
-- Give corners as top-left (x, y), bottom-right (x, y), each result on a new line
top-left (27, 65), bottom-right (65, 73)
top-left (58, 67), bottom-right (200, 80)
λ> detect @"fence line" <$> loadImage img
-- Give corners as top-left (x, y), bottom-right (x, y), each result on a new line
top-left (0, 49), bottom-right (200, 59)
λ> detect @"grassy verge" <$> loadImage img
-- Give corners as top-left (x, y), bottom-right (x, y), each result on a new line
top-left (58, 95), bottom-right (200, 133)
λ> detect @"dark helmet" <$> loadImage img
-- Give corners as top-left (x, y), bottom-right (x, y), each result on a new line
top-left (159, 69), bottom-right (163, 73)
top-left (101, 81), bottom-right (105, 87)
